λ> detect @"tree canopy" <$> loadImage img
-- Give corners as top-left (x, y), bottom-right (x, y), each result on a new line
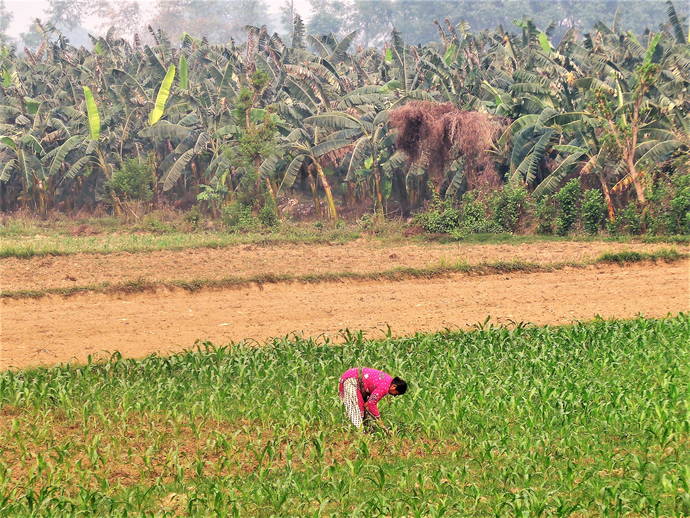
top-left (0, 1), bottom-right (687, 223)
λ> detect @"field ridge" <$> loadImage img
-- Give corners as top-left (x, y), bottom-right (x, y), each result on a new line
top-left (2, 249), bottom-right (685, 300)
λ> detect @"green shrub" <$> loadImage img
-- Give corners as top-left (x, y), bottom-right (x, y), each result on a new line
top-left (644, 177), bottom-right (673, 235)
top-left (106, 159), bottom-right (153, 202)
top-left (612, 203), bottom-right (643, 235)
top-left (259, 195), bottom-right (279, 228)
top-left (669, 173), bottom-right (690, 234)
top-left (491, 186), bottom-right (528, 232)
top-left (455, 191), bottom-right (502, 235)
top-left (413, 194), bottom-right (460, 234)
top-left (222, 202), bottom-right (259, 232)
top-left (535, 195), bottom-right (556, 234)
top-left (581, 189), bottom-right (606, 235)
top-left (555, 178), bottom-right (581, 235)
top-left (642, 173), bottom-right (690, 235)
top-left (183, 206), bottom-right (203, 230)
top-left (139, 213), bottom-right (175, 233)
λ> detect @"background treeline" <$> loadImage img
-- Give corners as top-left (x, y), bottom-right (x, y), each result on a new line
top-left (0, 1), bottom-right (688, 235)
top-left (1, 0), bottom-right (686, 48)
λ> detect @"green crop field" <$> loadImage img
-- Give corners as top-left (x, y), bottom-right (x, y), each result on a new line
top-left (1, 315), bottom-right (689, 516)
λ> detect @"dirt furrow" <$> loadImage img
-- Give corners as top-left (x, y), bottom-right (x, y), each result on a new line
top-left (2, 240), bottom-right (687, 292)
top-left (2, 261), bottom-right (687, 370)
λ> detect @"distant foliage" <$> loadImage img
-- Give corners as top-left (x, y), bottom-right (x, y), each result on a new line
top-left (581, 189), bottom-right (606, 235)
top-left (643, 172), bottom-right (690, 234)
top-left (413, 190), bottom-right (505, 235)
top-left (555, 179), bottom-right (581, 236)
top-left (183, 206), bottom-right (203, 230)
top-left (669, 173), bottom-right (690, 234)
top-left (455, 191), bottom-right (502, 235)
top-left (413, 195), bottom-right (460, 234)
top-left (106, 159), bottom-right (153, 202)
top-left (0, 3), bottom-right (687, 236)
top-left (535, 195), bottom-right (557, 234)
top-left (258, 194), bottom-right (279, 228)
top-left (612, 204), bottom-right (643, 235)
top-left (222, 202), bottom-right (259, 232)
top-left (491, 186), bottom-right (528, 232)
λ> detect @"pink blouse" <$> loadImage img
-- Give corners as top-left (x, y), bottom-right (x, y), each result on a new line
top-left (338, 367), bottom-right (393, 418)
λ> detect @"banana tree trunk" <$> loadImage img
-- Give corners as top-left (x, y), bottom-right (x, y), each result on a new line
top-left (313, 160), bottom-right (338, 220)
top-left (35, 179), bottom-right (48, 217)
top-left (264, 177), bottom-right (281, 220)
top-left (627, 95), bottom-right (647, 206)
top-left (408, 175), bottom-right (419, 210)
top-left (391, 168), bottom-right (410, 218)
top-left (598, 172), bottom-right (615, 222)
top-left (373, 167), bottom-right (384, 215)
top-left (17, 148), bottom-right (32, 211)
top-left (96, 148), bottom-right (111, 179)
top-left (345, 181), bottom-right (355, 210)
top-left (625, 151), bottom-right (647, 206)
top-left (307, 166), bottom-right (322, 219)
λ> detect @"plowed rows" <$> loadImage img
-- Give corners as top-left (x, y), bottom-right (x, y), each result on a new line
top-left (2, 240), bottom-right (687, 292)
top-left (2, 250), bottom-right (687, 369)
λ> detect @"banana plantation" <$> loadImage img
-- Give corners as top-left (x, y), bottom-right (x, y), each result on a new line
top-left (0, 3), bottom-right (688, 223)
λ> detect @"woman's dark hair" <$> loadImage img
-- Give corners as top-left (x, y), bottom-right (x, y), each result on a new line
top-left (392, 377), bottom-right (408, 395)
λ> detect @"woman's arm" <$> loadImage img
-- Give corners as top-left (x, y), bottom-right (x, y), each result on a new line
top-left (364, 386), bottom-right (388, 418)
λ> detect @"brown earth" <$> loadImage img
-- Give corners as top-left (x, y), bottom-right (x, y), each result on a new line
top-left (1, 240), bottom-right (687, 292)
top-left (1, 260), bottom-right (688, 370)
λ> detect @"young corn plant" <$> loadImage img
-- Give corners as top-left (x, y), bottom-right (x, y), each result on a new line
top-left (0, 315), bottom-right (688, 515)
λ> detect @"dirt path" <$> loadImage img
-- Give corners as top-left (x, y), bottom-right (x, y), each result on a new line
top-left (2, 240), bottom-right (686, 292)
top-left (2, 261), bottom-right (687, 370)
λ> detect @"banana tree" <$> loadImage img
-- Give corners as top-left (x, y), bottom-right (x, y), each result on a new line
top-left (302, 84), bottom-right (406, 215)
top-left (270, 123), bottom-right (339, 220)
top-left (579, 32), bottom-right (687, 208)
top-left (141, 59), bottom-right (223, 196)
top-left (0, 132), bottom-right (46, 211)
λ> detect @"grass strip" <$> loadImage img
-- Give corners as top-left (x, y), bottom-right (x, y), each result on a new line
top-left (597, 248), bottom-right (684, 263)
top-left (424, 232), bottom-right (690, 245)
top-left (0, 231), bottom-right (361, 259)
top-left (2, 228), bottom-right (688, 259)
top-left (2, 249), bottom-right (685, 300)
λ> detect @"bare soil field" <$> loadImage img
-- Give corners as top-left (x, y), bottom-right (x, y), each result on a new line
top-left (2, 259), bottom-right (687, 370)
top-left (2, 240), bottom-right (687, 292)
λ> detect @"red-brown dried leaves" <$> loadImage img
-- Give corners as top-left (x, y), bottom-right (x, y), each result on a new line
top-left (389, 101), bottom-right (504, 191)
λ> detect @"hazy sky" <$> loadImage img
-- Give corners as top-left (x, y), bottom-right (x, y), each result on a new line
top-left (4, 0), bottom-right (312, 37)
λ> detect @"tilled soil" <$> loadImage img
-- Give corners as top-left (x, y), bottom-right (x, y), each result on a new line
top-left (1, 240), bottom-right (686, 292)
top-left (2, 260), bottom-right (687, 370)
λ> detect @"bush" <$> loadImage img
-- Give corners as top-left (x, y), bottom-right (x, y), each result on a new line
top-left (184, 206), bottom-right (203, 230)
top-left (491, 186), bottom-right (528, 232)
top-left (413, 194), bottom-right (460, 234)
top-left (106, 159), bottom-right (153, 202)
top-left (612, 203), bottom-right (643, 235)
top-left (222, 202), bottom-right (259, 232)
top-left (644, 177), bottom-right (673, 235)
top-left (555, 178), bottom-right (581, 235)
top-left (669, 173), bottom-right (690, 234)
top-left (581, 189), bottom-right (606, 235)
top-left (139, 213), bottom-right (175, 233)
top-left (535, 195), bottom-right (556, 234)
top-left (642, 173), bottom-right (690, 235)
top-left (455, 191), bottom-right (502, 235)
top-left (259, 195), bottom-right (279, 228)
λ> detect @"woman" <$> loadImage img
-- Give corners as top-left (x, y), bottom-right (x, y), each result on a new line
top-left (338, 367), bottom-right (408, 430)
